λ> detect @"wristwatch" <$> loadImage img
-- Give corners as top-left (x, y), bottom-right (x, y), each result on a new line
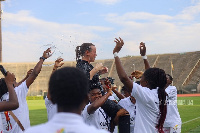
top-left (39, 57), bottom-right (46, 61)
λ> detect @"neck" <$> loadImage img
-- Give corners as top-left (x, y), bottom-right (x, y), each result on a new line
top-left (82, 57), bottom-right (90, 64)
top-left (57, 106), bottom-right (81, 115)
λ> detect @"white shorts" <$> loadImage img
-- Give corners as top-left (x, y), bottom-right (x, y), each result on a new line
top-left (163, 125), bottom-right (181, 133)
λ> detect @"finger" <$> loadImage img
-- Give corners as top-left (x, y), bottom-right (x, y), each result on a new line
top-left (60, 63), bottom-right (64, 67)
top-left (119, 37), bottom-right (123, 43)
top-left (115, 38), bottom-right (120, 42)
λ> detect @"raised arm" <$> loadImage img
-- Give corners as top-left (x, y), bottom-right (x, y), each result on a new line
top-left (51, 58), bottom-right (64, 74)
top-left (113, 37), bottom-right (133, 92)
top-left (47, 58), bottom-right (64, 99)
top-left (140, 42), bottom-right (150, 70)
top-left (87, 89), bottom-right (112, 114)
top-left (26, 48), bottom-right (51, 88)
top-left (17, 69), bottom-right (33, 86)
top-left (112, 86), bottom-right (125, 100)
top-left (0, 72), bottom-right (19, 111)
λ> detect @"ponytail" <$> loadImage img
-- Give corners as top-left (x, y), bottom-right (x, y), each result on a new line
top-left (75, 46), bottom-right (81, 62)
top-left (156, 69), bottom-right (167, 133)
top-left (75, 43), bottom-right (95, 62)
top-left (143, 68), bottom-right (167, 133)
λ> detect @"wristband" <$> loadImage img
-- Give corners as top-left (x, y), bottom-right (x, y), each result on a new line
top-left (39, 57), bottom-right (46, 61)
top-left (142, 55), bottom-right (147, 59)
top-left (114, 52), bottom-right (118, 58)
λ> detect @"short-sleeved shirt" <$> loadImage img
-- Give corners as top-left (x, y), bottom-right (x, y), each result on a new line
top-left (131, 82), bottom-right (159, 133)
top-left (0, 81), bottom-right (30, 133)
top-left (45, 96), bottom-right (57, 121)
top-left (81, 103), bottom-right (111, 131)
top-left (24, 112), bottom-right (109, 133)
top-left (118, 96), bottom-right (136, 133)
top-left (164, 86), bottom-right (181, 127)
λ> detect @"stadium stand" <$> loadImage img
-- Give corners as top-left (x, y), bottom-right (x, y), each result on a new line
top-left (0, 51), bottom-right (200, 96)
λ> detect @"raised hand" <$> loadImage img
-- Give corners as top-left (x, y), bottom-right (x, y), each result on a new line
top-left (43, 48), bottom-right (52, 59)
top-left (131, 70), bottom-right (144, 79)
top-left (54, 58), bottom-right (64, 69)
top-left (99, 67), bottom-right (108, 75)
top-left (94, 63), bottom-right (104, 72)
top-left (26, 69), bottom-right (33, 77)
top-left (5, 72), bottom-right (16, 85)
top-left (113, 37), bottom-right (124, 54)
top-left (140, 42), bottom-right (146, 56)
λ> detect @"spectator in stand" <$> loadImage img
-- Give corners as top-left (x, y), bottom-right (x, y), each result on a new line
top-left (113, 37), bottom-right (167, 133)
top-left (25, 67), bottom-right (108, 133)
top-left (0, 48), bottom-right (52, 133)
top-left (45, 58), bottom-right (64, 121)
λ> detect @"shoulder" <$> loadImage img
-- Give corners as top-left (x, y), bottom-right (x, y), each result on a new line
top-left (24, 124), bottom-right (46, 133)
top-left (118, 97), bottom-right (129, 104)
top-left (15, 81), bottom-right (28, 91)
top-left (81, 124), bottom-right (109, 133)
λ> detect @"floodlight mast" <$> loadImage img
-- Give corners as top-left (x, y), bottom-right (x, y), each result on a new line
top-left (0, 0), bottom-right (5, 62)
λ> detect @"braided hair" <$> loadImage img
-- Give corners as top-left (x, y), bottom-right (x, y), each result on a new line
top-left (75, 43), bottom-right (95, 62)
top-left (143, 68), bottom-right (167, 133)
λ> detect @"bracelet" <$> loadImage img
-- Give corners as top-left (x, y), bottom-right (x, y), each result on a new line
top-left (39, 57), bottom-right (46, 61)
top-left (142, 55), bottom-right (147, 59)
top-left (114, 52), bottom-right (118, 58)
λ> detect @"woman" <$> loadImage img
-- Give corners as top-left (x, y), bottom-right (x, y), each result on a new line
top-left (76, 43), bottom-right (108, 90)
top-left (75, 43), bottom-right (130, 133)
top-left (113, 37), bottom-right (167, 133)
top-left (82, 83), bottom-right (112, 131)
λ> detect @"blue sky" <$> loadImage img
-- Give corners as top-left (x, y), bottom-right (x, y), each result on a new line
top-left (1, 0), bottom-right (200, 62)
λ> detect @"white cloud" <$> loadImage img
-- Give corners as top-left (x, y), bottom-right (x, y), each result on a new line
top-left (176, 1), bottom-right (200, 20)
top-left (104, 2), bottom-right (200, 57)
top-left (2, 10), bottom-right (112, 62)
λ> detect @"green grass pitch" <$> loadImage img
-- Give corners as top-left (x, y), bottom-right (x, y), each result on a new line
top-left (27, 96), bottom-right (200, 133)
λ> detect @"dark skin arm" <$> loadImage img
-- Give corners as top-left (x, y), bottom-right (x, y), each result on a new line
top-left (112, 86), bottom-right (125, 100)
top-left (26, 48), bottom-right (51, 88)
top-left (47, 58), bottom-right (64, 99)
top-left (17, 69), bottom-right (33, 86)
top-left (0, 72), bottom-right (19, 111)
top-left (113, 37), bottom-right (133, 92)
top-left (140, 42), bottom-right (150, 70)
top-left (87, 90), bottom-right (112, 114)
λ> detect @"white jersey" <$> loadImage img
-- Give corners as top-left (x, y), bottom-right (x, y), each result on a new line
top-left (131, 82), bottom-right (159, 133)
top-left (0, 115), bottom-right (3, 133)
top-left (0, 81), bottom-right (30, 133)
top-left (118, 96), bottom-right (136, 133)
top-left (45, 96), bottom-right (57, 121)
top-left (81, 103), bottom-right (111, 131)
top-left (164, 86), bottom-right (182, 127)
top-left (24, 112), bottom-right (109, 133)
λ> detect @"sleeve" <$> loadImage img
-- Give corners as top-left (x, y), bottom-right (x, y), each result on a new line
top-left (118, 99), bottom-right (125, 108)
top-left (131, 82), bottom-right (153, 104)
top-left (81, 104), bottom-right (94, 122)
top-left (14, 81), bottom-right (28, 101)
top-left (165, 86), bottom-right (177, 98)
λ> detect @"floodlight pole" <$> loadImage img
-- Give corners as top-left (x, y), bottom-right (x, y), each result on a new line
top-left (0, 0), bottom-right (5, 63)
